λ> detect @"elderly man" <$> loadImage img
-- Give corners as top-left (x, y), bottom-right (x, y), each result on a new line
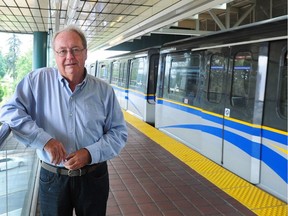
top-left (0, 25), bottom-right (127, 216)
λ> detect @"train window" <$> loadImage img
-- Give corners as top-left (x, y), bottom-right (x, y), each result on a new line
top-left (89, 64), bottom-right (95, 76)
top-left (278, 50), bottom-right (287, 118)
top-left (99, 63), bottom-right (110, 83)
top-left (231, 52), bottom-right (252, 107)
top-left (147, 54), bottom-right (159, 96)
top-left (129, 58), bottom-right (147, 93)
top-left (119, 62), bottom-right (128, 87)
top-left (111, 61), bottom-right (120, 85)
top-left (207, 54), bottom-right (226, 103)
top-left (166, 53), bottom-right (200, 104)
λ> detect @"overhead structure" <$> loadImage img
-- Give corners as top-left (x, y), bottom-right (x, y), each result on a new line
top-left (0, 0), bottom-right (286, 51)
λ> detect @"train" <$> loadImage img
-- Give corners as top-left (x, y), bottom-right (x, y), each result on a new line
top-left (88, 15), bottom-right (287, 202)
top-left (90, 48), bottom-right (160, 125)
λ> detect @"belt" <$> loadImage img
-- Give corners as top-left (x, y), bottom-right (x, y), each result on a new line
top-left (41, 161), bottom-right (103, 177)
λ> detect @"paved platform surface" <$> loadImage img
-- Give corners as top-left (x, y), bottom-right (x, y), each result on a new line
top-left (106, 122), bottom-right (256, 216)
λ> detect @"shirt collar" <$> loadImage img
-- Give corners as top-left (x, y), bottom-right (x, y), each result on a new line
top-left (79, 68), bottom-right (88, 90)
top-left (58, 68), bottom-right (88, 89)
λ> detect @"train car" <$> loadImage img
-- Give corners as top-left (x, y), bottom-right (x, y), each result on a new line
top-left (155, 15), bottom-right (287, 201)
top-left (97, 48), bottom-right (160, 125)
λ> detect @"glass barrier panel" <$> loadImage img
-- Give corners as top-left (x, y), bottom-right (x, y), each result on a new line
top-left (0, 124), bottom-right (39, 216)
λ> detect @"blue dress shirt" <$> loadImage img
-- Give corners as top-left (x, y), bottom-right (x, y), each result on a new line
top-left (0, 67), bottom-right (127, 166)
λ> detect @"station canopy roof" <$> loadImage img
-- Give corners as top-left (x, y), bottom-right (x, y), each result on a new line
top-left (0, 0), bottom-right (285, 52)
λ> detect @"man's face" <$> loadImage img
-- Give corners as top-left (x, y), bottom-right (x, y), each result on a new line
top-left (53, 31), bottom-right (87, 81)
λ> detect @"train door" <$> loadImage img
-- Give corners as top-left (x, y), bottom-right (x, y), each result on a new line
top-left (260, 40), bottom-right (287, 201)
top-left (200, 48), bottom-right (229, 164)
top-left (127, 57), bottom-right (148, 121)
top-left (118, 61), bottom-right (129, 110)
top-left (111, 61), bottom-right (126, 110)
top-left (145, 54), bottom-right (159, 125)
top-left (222, 43), bottom-right (268, 184)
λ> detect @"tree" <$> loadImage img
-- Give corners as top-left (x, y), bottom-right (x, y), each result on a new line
top-left (0, 49), bottom-right (32, 103)
top-left (0, 50), bottom-right (7, 103)
top-left (0, 86), bottom-right (5, 103)
top-left (0, 50), bottom-right (6, 78)
top-left (14, 49), bottom-right (32, 85)
top-left (5, 34), bottom-right (21, 80)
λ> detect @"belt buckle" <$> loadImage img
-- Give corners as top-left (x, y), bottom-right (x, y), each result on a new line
top-left (68, 169), bottom-right (82, 177)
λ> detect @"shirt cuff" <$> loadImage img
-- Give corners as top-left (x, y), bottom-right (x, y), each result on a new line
top-left (85, 144), bottom-right (101, 164)
top-left (32, 130), bottom-right (53, 150)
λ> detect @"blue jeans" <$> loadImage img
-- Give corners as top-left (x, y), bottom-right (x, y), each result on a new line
top-left (39, 162), bottom-right (109, 216)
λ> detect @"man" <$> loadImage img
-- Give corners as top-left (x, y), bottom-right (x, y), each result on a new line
top-left (0, 25), bottom-right (127, 216)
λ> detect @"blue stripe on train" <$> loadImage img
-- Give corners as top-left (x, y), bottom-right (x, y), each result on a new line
top-left (160, 124), bottom-right (260, 159)
top-left (157, 99), bottom-right (287, 183)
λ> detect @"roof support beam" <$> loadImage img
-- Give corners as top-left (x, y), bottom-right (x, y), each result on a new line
top-left (92, 0), bottom-right (234, 50)
top-left (152, 28), bottom-right (212, 36)
top-left (208, 10), bottom-right (226, 30)
top-left (233, 4), bottom-right (255, 27)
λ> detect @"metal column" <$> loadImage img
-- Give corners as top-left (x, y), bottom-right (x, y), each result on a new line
top-left (33, 32), bottom-right (47, 70)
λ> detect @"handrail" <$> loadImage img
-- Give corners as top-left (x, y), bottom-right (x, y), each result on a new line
top-left (0, 123), bottom-right (11, 148)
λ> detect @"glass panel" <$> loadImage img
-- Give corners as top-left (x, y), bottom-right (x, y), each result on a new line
top-left (231, 52), bottom-right (252, 107)
top-left (208, 54), bottom-right (226, 103)
top-left (147, 54), bottom-right (159, 96)
top-left (111, 61), bottom-right (119, 85)
top-left (98, 62), bottom-right (110, 83)
top-left (165, 53), bottom-right (200, 104)
top-left (118, 62), bottom-right (127, 88)
top-left (279, 50), bottom-right (287, 118)
top-left (0, 124), bottom-right (39, 215)
top-left (129, 58), bottom-right (147, 93)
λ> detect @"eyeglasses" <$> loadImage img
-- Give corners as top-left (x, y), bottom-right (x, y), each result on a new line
top-left (55, 48), bottom-right (85, 57)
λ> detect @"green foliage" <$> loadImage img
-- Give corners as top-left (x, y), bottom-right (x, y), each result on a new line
top-left (0, 34), bottom-right (32, 104)
top-left (15, 50), bottom-right (32, 82)
top-left (0, 86), bottom-right (4, 102)
top-left (5, 34), bottom-right (21, 79)
top-left (12, 50), bottom-right (32, 90)
top-left (0, 51), bottom-right (6, 78)
top-left (0, 83), bottom-right (8, 103)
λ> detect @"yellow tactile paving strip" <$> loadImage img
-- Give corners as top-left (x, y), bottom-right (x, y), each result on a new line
top-left (124, 112), bottom-right (288, 216)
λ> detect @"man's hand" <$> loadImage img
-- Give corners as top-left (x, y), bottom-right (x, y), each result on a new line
top-left (63, 148), bottom-right (92, 170)
top-left (44, 138), bottom-right (67, 165)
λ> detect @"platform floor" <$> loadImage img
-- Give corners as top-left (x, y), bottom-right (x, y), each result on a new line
top-left (107, 124), bottom-right (255, 216)
top-left (104, 112), bottom-right (286, 216)
top-left (107, 122), bottom-right (254, 216)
